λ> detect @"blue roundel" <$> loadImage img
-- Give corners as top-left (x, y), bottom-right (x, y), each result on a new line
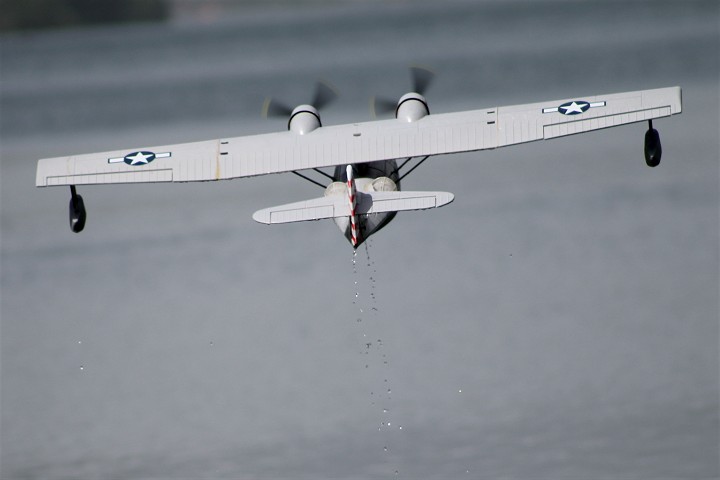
top-left (558, 101), bottom-right (590, 115)
top-left (123, 151), bottom-right (156, 166)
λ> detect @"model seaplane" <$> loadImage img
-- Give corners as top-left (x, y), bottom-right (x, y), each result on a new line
top-left (35, 68), bottom-right (682, 248)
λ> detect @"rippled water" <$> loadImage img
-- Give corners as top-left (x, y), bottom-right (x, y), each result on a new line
top-left (1, 1), bottom-right (718, 478)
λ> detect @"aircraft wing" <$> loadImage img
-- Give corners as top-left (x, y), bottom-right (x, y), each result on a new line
top-left (36, 86), bottom-right (681, 187)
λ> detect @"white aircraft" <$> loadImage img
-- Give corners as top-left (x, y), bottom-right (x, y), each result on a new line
top-left (36, 68), bottom-right (681, 248)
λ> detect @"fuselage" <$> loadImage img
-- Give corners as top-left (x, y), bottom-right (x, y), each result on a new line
top-left (327, 160), bottom-right (400, 247)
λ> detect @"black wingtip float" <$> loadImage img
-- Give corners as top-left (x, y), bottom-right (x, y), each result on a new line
top-left (644, 119), bottom-right (662, 167)
top-left (68, 185), bottom-right (86, 233)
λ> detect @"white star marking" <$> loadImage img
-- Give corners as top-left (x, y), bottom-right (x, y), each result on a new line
top-left (560, 101), bottom-right (587, 114)
top-left (126, 152), bottom-right (152, 165)
top-left (542, 100), bottom-right (605, 115)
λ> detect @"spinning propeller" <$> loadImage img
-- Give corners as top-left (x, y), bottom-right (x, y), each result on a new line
top-left (371, 65), bottom-right (435, 118)
top-left (262, 80), bottom-right (339, 119)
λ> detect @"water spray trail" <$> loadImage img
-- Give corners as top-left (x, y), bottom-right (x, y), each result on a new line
top-left (350, 240), bottom-right (402, 475)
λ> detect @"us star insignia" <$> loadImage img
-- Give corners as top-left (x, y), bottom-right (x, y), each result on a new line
top-left (108, 151), bottom-right (172, 166)
top-left (543, 100), bottom-right (606, 115)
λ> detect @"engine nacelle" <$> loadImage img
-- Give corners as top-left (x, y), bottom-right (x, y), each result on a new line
top-left (396, 93), bottom-right (429, 122)
top-left (288, 104), bottom-right (321, 134)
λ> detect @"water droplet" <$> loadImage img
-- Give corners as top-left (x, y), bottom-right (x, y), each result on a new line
top-left (383, 446), bottom-right (388, 452)
top-left (209, 341), bottom-right (214, 347)
top-left (387, 389), bottom-right (392, 394)
top-left (383, 408), bottom-right (388, 413)
top-left (79, 366), bottom-right (84, 371)
top-left (388, 422), bottom-right (391, 426)
top-left (77, 340), bottom-right (82, 345)
top-left (399, 425), bottom-right (403, 430)
top-left (458, 389), bottom-right (462, 393)
top-left (395, 470), bottom-right (399, 476)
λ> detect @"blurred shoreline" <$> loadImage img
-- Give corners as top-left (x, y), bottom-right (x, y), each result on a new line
top-left (0, 0), bottom-right (395, 32)
top-left (1, 0), bottom-right (576, 32)
top-left (0, 0), bottom-right (167, 32)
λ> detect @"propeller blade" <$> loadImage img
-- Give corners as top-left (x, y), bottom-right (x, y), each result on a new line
top-left (369, 65), bottom-right (435, 118)
top-left (263, 80), bottom-right (338, 120)
top-left (410, 65), bottom-right (435, 95)
top-left (262, 97), bottom-right (293, 119)
top-left (370, 96), bottom-right (398, 118)
top-left (311, 80), bottom-right (339, 110)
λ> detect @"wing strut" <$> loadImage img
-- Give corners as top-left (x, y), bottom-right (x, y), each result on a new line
top-left (291, 168), bottom-right (336, 188)
top-left (291, 171), bottom-right (327, 189)
top-left (313, 168), bottom-right (335, 181)
top-left (392, 157), bottom-right (414, 175)
top-left (397, 156), bottom-right (430, 182)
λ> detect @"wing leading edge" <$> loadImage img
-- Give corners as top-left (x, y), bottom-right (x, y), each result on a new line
top-left (36, 86), bottom-right (681, 187)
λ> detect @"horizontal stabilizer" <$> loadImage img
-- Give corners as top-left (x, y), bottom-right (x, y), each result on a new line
top-left (252, 190), bottom-right (454, 224)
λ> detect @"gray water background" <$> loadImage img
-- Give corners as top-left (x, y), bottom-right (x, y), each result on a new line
top-left (1, 0), bottom-right (718, 478)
